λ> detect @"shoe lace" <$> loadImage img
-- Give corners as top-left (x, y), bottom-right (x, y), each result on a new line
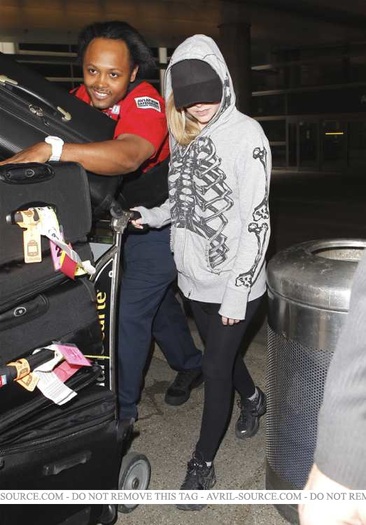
top-left (182, 456), bottom-right (207, 489)
top-left (237, 397), bottom-right (258, 423)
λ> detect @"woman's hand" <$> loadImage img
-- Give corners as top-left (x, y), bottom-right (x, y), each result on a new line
top-left (129, 209), bottom-right (145, 230)
top-left (130, 218), bottom-right (144, 229)
top-left (221, 316), bottom-right (240, 326)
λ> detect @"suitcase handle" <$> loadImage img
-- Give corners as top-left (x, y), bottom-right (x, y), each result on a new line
top-left (43, 450), bottom-right (92, 476)
top-left (0, 162), bottom-right (55, 184)
top-left (0, 294), bottom-right (48, 331)
top-left (0, 74), bottom-right (72, 122)
top-left (0, 348), bottom-right (55, 387)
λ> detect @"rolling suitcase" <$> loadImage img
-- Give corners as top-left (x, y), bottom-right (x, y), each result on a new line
top-left (0, 52), bottom-right (120, 216)
top-left (0, 241), bottom-right (93, 313)
top-left (0, 277), bottom-right (104, 366)
top-left (0, 161), bottom-right (92, 267)
top-left (0, 161), bottom-right (96, 326)
top-left (0, 364), bottom-right (122, 525)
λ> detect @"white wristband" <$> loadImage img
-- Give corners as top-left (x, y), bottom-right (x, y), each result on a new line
top-left (45, 136), bottom-right (64, 162)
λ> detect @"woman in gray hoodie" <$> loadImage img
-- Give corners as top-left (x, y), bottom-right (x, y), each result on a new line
top-left (132, 34), bottom-right (271, 507)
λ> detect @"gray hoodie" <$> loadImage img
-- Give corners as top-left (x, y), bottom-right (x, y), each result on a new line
top-left (135, 34), bottom-right (271, 320)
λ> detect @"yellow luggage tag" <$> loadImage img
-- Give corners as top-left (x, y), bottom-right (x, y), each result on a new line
top-left (7, 357), bottom-right (39, 392)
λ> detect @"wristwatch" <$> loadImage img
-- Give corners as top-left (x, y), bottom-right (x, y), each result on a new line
top-left (45, 136), bottom-right (64, 162)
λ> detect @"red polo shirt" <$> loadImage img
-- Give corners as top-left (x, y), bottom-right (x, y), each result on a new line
top-left (73, 81), bottom-right (169, 171)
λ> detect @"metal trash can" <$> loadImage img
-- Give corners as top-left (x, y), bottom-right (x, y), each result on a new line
top-left (265, 239), bottom-right (366, 524)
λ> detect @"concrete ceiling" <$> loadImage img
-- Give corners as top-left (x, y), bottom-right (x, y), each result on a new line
top-left (243, 0), bottom-right (366, 54)
top-left (1, 0), bottom-right (366, 56)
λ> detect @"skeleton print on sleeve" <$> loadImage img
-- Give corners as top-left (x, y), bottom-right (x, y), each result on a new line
top-left (235, 146), bottom-right (270, 289)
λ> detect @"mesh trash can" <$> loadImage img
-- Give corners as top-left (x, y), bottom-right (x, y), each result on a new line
top-left (266, 239), bottom-right (366, 524)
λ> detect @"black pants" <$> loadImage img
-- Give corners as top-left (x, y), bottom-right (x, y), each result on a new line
top-left (190, 295), bottom-right (263, 462)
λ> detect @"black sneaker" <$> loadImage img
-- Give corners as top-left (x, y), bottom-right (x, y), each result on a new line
top-left (164, 368), bottom-right (203, 406)
top-left (176, 453), bottom-right (216, 511)
top-left (235, 387), bottom-right (267, 439)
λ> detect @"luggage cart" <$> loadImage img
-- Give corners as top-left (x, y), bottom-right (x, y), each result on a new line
top-left (89, 203), bottom-right (151, 515)
top-left (0, 199), bottom-right (150, 524)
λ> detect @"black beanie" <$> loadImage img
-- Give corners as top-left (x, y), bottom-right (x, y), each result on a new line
top-left (171, 59), bottom-right (222, 109)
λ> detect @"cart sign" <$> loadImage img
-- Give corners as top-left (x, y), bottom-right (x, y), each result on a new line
top-left (89, 250), bottom-right (114, 390)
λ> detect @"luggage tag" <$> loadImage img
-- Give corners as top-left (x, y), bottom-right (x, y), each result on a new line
top-left (59, 251), bottom-right (79, 279)
top-left (12, 209), bottom-right (42, 263)
top-left (7, 357), bottom-right (39, 390)
top-left (16, 346), bottom-right (64, 392)
top-left (53, 360), bottom-right (80, 383)
top-left (8, 358), bottom-right (39, 393)
top-left (36, 206), bottom-right (95, 277)
top-left (50, 226), bottom-right (66, 271)
top-left (46, 343), bottom-right (91, 387)
top-left (24, 227), bottom-right (42, 263)
top-left (51, 343), bottom-right (92, 367)
top-left (49, 227), bottom-right (78, 278)
top-left (30, 345), bottom-right (78, 404)
top-left (6, 358), bottom-right (31, 380)
top-left (33, 370), bottom-right (77, 405)
top-left (16, 373), bottom-right (39, 392)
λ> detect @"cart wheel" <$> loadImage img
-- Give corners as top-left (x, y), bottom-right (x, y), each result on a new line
top-left (99, 504), bottom-right (117, 524)
top-left (118, 452), bottom-right (151, 514)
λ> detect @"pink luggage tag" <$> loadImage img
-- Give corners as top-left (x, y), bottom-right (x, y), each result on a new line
top-left (53, 343), bottom-right (91, 367)
top-left (50, 224), bottom-right (66, 272)
top-left (50, 226), bottom-right (77, 278)
top-left (50, 241), bottom-right (64, 271)
top-left (53, 360), bottom-right (81, 382)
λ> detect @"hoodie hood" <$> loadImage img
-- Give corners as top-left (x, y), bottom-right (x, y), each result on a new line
top-left (165, 34), bottom-right (236, 124)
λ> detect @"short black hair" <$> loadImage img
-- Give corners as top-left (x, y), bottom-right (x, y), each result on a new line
top-left (77, 20), bottom-right (156, 78)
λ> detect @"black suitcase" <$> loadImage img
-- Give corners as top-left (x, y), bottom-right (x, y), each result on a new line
top-left (0, 52), bottom-right (120, 215)
top-left (0, 277), bottom-right (103, 365)
top-left (0, 365), bottom-right (122, 525)
top-left (0, 241), bottom-right (94, 313)
top-left (0, 161), bottom-right (92, 267)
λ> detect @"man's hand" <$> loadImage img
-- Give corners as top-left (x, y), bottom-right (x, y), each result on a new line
top-left (0, 142), bottom-right (50, 166)
top-left (299, 464), bottom-right (366, 525)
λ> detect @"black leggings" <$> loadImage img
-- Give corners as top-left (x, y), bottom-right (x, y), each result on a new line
top-left (190, 296), bottom-right (263, 462)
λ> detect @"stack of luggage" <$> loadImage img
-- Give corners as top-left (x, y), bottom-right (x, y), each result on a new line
top-left (0, 51), bottom-right (119, 217)
top-left (0, 53), bottom-right (124, 525)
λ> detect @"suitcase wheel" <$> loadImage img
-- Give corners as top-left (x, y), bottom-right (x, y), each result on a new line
top-left (117, 452), bottom-right (151, 514)
top-left (98, 504), bottom-right (118, 525)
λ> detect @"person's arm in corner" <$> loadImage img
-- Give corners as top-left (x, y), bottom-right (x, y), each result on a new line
top-left (0, 133), bottom-right (154, 176)
top-left (299, 251), bottom-right (366, 525)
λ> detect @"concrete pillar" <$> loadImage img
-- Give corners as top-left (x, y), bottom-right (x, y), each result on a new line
top-left (218, 22), bottom-right (251, 114)
top-left (158, 47), bottom-right (168, 95)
